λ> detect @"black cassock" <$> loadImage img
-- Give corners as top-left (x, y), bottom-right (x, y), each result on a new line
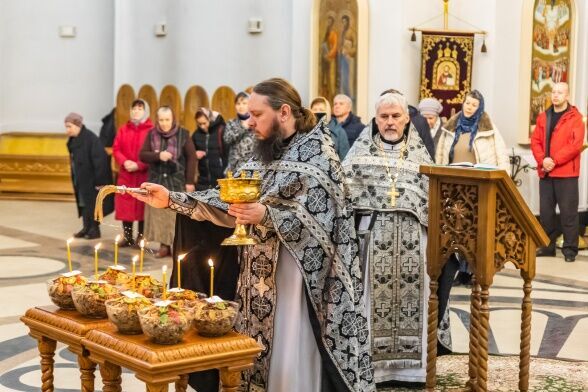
top-left (171, 214), bottom-right (239, 392)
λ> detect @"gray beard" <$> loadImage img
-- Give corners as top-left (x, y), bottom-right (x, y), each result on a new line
top-left (253, 119), bottom-right (285, 164)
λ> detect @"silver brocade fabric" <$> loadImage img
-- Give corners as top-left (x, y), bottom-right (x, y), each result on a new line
top-left (343, 124), bottom-right (436, 377)
top-left (169, 122), bottom-right (375, 392)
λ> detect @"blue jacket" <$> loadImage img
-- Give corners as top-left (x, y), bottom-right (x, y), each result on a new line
top-left (331, 112), bottom-right (365, 146)
top-left (325, 119), bottom-right (350, 159)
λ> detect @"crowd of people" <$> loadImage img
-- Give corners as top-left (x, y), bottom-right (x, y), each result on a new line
top-left (63, 79), bottom-right (583, 391)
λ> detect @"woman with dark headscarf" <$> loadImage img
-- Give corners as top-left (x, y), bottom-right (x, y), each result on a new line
top-left (139, 106), bottom-right (196, 258)
top-left (112, 99), bottom-right (153, 246)
top-left (435, 89), bottom-right (509, 170)
top-left (192, 107), bottom-right (227, 189)
top-left (434, 90), bottom-right (509, 355)
top-left (223, 92), bottom-right (255, 173)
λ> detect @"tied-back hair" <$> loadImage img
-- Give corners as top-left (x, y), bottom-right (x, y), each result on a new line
top-left (253, 78), bottom-right (317, 133)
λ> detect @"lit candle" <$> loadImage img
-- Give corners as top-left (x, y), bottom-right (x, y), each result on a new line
top-left (208, 259), bottom-right (214, 297)
top-left (66, 238), bottom-right (73, 272)
top-left (114, 235), bottom-right (121, 266)
top-left (177, 253), bottom-right (186, 289)
top-left (94, 243), bottom-right (102, 280)
top-left (131, 255), bottom-right (138, 292)
top-left (162, 265), bottom-right (167, 300)
top-left (139, 239), bottom-right (145, 272)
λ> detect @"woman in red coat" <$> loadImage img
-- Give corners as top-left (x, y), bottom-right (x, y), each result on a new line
top-left (112, 99), bottom-right (153, 246)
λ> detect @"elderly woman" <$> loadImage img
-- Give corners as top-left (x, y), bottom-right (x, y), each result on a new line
top-left (65, 112), bottom-right (113, 239)
top-left (418, 97), bottom-right (444, 150)
top-left (223, 92), bottom-right (255, 173)
top-left (310, 96), bottom-right (349, 159)
top-left (139, 106), bottom-right (196, 258)
top-left (112, 99), bottom-right (153, 247)
top-left (436, 89), bottom-right (509, 170)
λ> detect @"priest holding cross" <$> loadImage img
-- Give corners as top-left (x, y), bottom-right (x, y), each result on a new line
top-left (343, 92), bottom-right (441, 387)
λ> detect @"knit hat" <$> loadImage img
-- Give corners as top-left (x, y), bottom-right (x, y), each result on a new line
top-left (64, 112), bottom-right (83, 127)
top-left (418, 98), bottom-right (443, 116)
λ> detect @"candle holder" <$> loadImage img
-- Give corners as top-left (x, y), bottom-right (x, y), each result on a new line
top-left (94, 185), bottom-right (149, 223)
top-left (217, 171), bottom-right (262, 246)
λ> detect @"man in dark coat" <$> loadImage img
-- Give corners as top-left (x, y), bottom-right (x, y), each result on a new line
top-left (331, 94), bottom-right (365, 146)
top-left (381, 89), bottom-right (436, 160)
top-left (65, 112), bottom-right (114, 239)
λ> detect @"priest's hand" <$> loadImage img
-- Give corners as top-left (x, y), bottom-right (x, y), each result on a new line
top-left (228, 203), bottom-right (267, 225)
top-left (131, 182), bottom-right (170, 208)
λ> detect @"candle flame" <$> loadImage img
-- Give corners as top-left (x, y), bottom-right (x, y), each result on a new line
top-left (208, 259), bottom-right (214, 267)
top-left (132, 255), bottom-right (139, 263)
top-left (115, 234), bottom-right (121, 243)
top-left (67, 238), bottom-right (73, 245)
top-left (178, 253), bottom-right (187, 262)
top-left (94, 243), bottom-right (102, 251)
top-left (162, 265), bottom-right (167, 273)
top-left (140, 239), bottom-right (145, 248)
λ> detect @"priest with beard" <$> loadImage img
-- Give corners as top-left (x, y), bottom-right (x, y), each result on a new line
top-left (132, 78), bottom-right (374, 392)
top-left (342, 92), bottom-right (441, 387)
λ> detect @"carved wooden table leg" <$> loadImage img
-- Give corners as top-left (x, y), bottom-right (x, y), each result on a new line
top-left (476, 285), bottom-right (490, 392)
top-left (220, 367), bottom-right (241, 392)
top-left (174, 374), bottom-right (189, 392)
top-left (99, 361), bottom-right (122, 392)
top-left (425, 280), bottom-right (439, 390)
top-left (467, 278), bottom-right (480, 391)
top-left (519, 277), bottom-right (532, 392)
top-left (38, 336), bottom-right (57, 392)
top-left (146, 382), bottom-right (169, 392)
top-left (78, 352), bottom-right (96, 392)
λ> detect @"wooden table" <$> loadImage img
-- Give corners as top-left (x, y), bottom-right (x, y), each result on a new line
top-left (20, 306), bottom-right (111, 392)
top-left (82, 324), bottom-right (261, 392)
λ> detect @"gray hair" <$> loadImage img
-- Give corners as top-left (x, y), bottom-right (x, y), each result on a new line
top-left (156, 106), bottom-right (174, 118)
top-left (375, 93), bottom-right (408, 114)
top-left (333, 94), bottom-right (352, 106)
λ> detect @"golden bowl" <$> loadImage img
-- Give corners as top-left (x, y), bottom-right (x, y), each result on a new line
top-left (217, 178), bottom-right (262, 204)
top-left (217, 172), bottom-right (262, 246)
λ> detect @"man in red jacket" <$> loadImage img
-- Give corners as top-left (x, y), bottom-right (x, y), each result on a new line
top-left (531, 82), bottom-right (585, 262)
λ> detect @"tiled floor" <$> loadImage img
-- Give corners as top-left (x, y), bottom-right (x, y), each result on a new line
top-left (0, 199), bottom-right (586, 391)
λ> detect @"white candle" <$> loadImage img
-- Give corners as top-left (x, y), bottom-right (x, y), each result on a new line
top-left (94, 243), bottom-right (102, 280)
top-left (139, 239), bottom-right (145, 272)
top-left (114, 235), bottom-right (121, 266)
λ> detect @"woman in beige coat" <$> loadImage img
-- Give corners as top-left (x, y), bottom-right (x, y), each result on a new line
top-left (435, 90), bottom-right (509, 171)
top-left (435, 90), bottom-right (510, 291)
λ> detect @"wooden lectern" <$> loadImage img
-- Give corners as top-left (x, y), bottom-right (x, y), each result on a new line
top-left (420, 165), bottom-right (549, 392)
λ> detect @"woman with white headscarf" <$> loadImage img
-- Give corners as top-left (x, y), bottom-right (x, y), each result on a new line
top-left (112, 99), bottom-right (153, 247)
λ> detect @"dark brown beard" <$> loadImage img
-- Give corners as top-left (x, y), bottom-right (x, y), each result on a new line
top-left (253, 118), bottom-right (285, 164)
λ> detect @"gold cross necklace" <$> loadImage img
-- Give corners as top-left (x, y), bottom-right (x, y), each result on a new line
top-left (377, 133), bottom-right (409, 207)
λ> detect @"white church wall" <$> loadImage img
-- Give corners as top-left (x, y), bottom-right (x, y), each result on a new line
top-left (0, 0), bottom-right (115, 133)
top-left (114, 0), bottom-right (294, 103)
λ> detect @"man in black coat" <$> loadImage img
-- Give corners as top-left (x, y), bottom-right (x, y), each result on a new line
top-left (381, 89), bottom-right (436, 161)
top-left (65, 113), bottom-right (114, 239)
